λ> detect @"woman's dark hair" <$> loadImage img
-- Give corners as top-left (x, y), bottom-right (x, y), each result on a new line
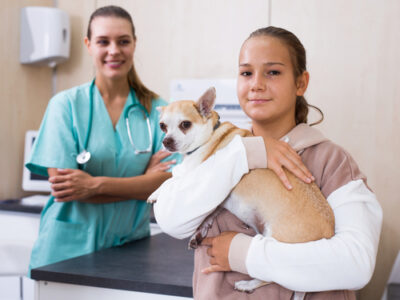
top-left (248, 26), bottom-right (324, 125)
top-left (87, 5), bottom-right (158, 113)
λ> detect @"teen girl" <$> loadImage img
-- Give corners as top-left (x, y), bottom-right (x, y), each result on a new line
top-left (154, 26), bottom-right (382, 299)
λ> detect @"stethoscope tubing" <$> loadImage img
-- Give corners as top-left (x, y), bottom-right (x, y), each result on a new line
top-left (77, 79), bottom-right (153, 165)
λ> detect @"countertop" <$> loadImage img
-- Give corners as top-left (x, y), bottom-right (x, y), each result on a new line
top-left (31, 233), bottom-right (194, 297)
top-left (0, 199), bottom-right (43, 214)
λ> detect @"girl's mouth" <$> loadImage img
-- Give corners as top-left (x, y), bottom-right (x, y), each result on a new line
top-left (249, 99), bottom-right (272, 104)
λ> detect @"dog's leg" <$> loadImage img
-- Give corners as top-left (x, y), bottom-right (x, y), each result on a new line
top-left (234, 279), bottom-right (271, 293)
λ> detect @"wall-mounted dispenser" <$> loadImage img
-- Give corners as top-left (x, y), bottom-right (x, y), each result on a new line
top-left (20, 7), bottom-right (70, 68)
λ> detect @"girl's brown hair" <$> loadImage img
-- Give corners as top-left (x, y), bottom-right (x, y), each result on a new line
top-left (87, 5), bottom-right (158, 113)
top-left (248, 26), bottom-right (324, 126)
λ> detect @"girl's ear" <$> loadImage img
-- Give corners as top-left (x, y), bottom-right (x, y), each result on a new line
top-left (195, 87), bottom-right (216, 118)
top-left (296, 71), bottom-right (310, 96)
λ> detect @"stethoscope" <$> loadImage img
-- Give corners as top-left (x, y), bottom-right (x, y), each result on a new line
top-left (76, 79), bottom-right (153, 165)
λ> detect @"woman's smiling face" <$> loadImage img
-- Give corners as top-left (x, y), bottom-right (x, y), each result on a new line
top-left (85, 16), bottom-right (135, 81)
top-left (237, 36), bottom-right (307, 128)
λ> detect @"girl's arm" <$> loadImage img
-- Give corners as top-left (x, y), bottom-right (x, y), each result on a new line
top-left (202, 141), bottom-right (383, 291)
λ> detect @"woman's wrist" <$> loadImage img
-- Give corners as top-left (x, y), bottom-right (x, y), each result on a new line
top-left (92, 176), bottom-right (106, 195)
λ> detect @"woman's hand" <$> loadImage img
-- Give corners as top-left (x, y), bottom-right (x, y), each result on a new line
top-left (48, 169), bottom-right (99, 202)
top-left (200, 231), bottom-right (238, 274)
top-left (145, 150), bottom-right (176, 174)
top-left (263, 136), bottom-right (314, 190)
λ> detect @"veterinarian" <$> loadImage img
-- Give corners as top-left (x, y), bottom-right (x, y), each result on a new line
top-left (26, 5), bottom-right (179, 274)
top-left (153, 26), bottom-right (382, 299)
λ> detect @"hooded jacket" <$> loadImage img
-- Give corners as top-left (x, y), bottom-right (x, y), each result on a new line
top-left (154, 124), bottom-right (382, 299)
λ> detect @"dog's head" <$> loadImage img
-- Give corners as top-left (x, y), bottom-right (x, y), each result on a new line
top-left (157, 87), bottom-right (219, 154)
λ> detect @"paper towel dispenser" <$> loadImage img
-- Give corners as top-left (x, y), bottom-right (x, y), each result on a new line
top-left (20, 6), bottom-right (70, 67)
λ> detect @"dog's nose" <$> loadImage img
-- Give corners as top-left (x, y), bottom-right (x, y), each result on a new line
top-left (163, 137), bottom-right (176, 152)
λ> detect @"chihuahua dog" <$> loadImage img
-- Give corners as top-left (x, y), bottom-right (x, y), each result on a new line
top-left (148, 87), bottom-right (334, 292)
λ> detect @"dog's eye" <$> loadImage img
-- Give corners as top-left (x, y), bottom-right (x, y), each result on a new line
top-left (159, 122), bottom-right (167, 133)
top-left (179, 121), bottom-right (192, 131)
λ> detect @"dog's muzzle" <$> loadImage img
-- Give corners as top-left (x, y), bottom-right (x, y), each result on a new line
top-left (162, 137), bottom-right (177, 152)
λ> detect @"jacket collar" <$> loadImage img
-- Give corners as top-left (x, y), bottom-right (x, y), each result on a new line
top-left (281, 123), bottom-right (328, 152)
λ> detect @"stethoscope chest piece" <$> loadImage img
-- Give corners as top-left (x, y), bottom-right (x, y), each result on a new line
top-left (76, 150), bottom-right (91, 164)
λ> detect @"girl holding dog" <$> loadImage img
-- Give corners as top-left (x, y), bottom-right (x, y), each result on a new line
top-left (154, 26), bottom-right (382, 299)
top-left (27, 5), bottom-right (179, 273)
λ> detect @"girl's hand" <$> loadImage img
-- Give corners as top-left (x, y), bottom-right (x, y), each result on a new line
top-left (49, 169), bottom-right (98, 202)
top-left (263, 136), bottom-right (314, 190)
top-left (200, 231), bottom-right (238, 274)
top-left (145, 150), bottom-right (176, 174)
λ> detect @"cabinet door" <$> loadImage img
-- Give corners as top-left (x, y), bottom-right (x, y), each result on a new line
top-left (37, 281), bottom-right (192, 300)
top-left (0, 212), bottom-right (40, 275)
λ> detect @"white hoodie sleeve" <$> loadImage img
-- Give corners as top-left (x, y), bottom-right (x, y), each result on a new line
top-left (230, 179), bottom-right (382, 291)
top-left (153, 135), bottom-right (250, 239)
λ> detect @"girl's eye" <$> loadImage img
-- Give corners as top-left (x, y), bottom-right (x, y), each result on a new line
top-left (268, 70), bottom-right (281, 76)
top-left (240, 71), bottom-right (252, 77)
top-left (159, 122), bottom-right (167, 132)
top-left (179, 121), bottom-right (192, 131)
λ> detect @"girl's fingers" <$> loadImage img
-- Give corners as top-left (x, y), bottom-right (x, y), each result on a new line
top-left (285, 151), bottom-right (314, 180)
top-left (280, 155), bottom-right (312, 184)
top-left (201, 265), bottom-right (225, 274)
top-left (271, 164), bottom-right (292, 190)
top-left (276, 143), bottom-right (314, 182)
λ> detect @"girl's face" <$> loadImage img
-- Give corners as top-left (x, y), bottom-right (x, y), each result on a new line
top-left (237, 36), bottom-right (308, 128)
top-left (85, 16), bottom-right (135, 82)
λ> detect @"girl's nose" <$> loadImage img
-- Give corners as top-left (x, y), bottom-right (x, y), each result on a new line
top-left (251, 73), bottom-right (266, 91)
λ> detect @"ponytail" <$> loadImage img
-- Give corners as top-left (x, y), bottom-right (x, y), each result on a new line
top-left (127, 66), bottom-right (158, 114)
top-left (295, 96), bottom-right (324, 126)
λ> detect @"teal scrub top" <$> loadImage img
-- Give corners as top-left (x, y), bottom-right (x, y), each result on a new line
top-left (27, 82), bottom-right (180, 272)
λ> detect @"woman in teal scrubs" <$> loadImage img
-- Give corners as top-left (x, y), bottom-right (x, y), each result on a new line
top-left (26, 5), bottom-right (179, 273)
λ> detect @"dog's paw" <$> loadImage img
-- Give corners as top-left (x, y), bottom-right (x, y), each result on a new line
top-left (147, 193), bottom-right (158, 203)
top-left (147, 189), bottom-right (160, 204)
top-left (147, 197), bottom-right (157, 204)
top-left (234, 279), bottom-right (269, 293)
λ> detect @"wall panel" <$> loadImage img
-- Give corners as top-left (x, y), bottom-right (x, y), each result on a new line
top-left (56, 0), bottom-right (96, 92)
top-left (0, 0), bottom-right (53, 199)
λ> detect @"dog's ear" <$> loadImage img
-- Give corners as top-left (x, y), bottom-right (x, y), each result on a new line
top-left (196, 87), bottom-right (216, 118)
